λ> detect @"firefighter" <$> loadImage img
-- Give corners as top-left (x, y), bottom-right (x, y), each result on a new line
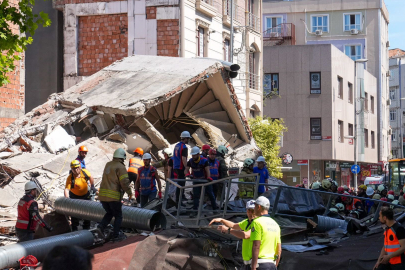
top-left (238, 158), bottom-right (256, 199)
top-left (207, 149), bottom-right (220, 209)
top-left (173, 131), bottom-right (191, 207)
top-left (64, 160), bottom-right (96, 231)
top-left (201, 144), bottom-right (211, 158)
top-left (16, 181), bottom-right (52, 242)
top-left (76, 145), bottom-right (88, 169)
top-left (215, 145), bottom-right (229, 199)
top-left (98, 148), bottom-right (133, 242)
top-left (135, 153), bottom-right (162, 207)
top-left (374, 207), bottom-right (405, 270)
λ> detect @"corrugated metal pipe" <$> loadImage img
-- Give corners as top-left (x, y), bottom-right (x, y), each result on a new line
top-left (54, 197), bottom-right (167, 231)
top-left (0, 230), bottom-right (94, 269)
top-left (314, 215), bottom-right (347, 233)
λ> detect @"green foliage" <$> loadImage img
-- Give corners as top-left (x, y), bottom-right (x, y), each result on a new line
top-left (0, 0), bottom-right (51, 86)
top-left (248, 116), bottom-right (287, 178)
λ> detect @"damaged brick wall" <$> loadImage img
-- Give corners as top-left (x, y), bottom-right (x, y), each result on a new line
top-left (54, 0), bottom-right (122, 6)
top-left (78, 14), bottom-right (128, 76)
top-left (157, 20), bottom-right (179, 57)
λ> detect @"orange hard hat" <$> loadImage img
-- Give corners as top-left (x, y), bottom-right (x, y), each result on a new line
top-left (78, 146), bottom-right (88, 152)
top-left (134, 147), bottom-right (144, 155)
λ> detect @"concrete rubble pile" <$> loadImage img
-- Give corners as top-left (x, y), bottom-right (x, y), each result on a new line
top-left (0, 55), bottom-right (262, 233)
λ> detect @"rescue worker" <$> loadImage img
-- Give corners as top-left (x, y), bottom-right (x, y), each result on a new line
top-left (335, 203), bottom-right (345, 215)
top-left (214, 145), bottom-right (229, 199)
top-left (357, 185), bottom-right (368, 198)
top-left (374, 207), bottom-right (405, 270)
top-left (330, 180), bottom-right (338, 193)
top-left (153, 148), bottom-right (174, 180)
top-left (250, 196), bottom-right (282, 270)
top-left (76, 145), bottom-right (88, 169)
top-left (342, 192), bottom-right (365, 217)
top-left (337, 186), bottom-right (345, 194)
top-left (173, 131), bottom-right (191, 207)
top-left (98, 148), bottom-right (133, 242)
top-left (209, 200), bottom-right (256, 270)
top-left (238, 158), bottom-right (256, 199)
top-left (320, 179), bottom-right (332, 192)
top-left (378, 185), bottom-right (388, 198)
top-left (201, 144), bottom-right (211, 158)
top-left (207, 149), bottom-right (220, 209)
top-left (16, 181), bottom-right (52, 242)
top-left (365, 187), bottom-right (376, 214)
top-left (127, 148), bottom-right (144, 185)
top-left (135, 153), bottom-right (162, 207)
top-left (185, 146), bottom-right (214, 218)
top-left (253, 156), bottom-right (270, 196)
top-left (64, 160), bottom-right (96, 231)
top-left (388, 194), bottom-right (395, 203)
top-left (327, 208), bottom-right (341, 219)
top-left (343, 185), bottom-right (349, 192)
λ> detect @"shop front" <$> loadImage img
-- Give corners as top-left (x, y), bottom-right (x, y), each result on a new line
top-left (339, 162), bottom-right (354, 187)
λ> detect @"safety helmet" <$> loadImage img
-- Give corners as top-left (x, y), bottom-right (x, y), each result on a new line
top-left (388, 194), bottom-right (395, 201)
top-left (359, 185), bottom-right (367, 190)
top-left (70, 160), bottom-right (81, 168)
top-left (343, 185), bottom-right (349, 191)
top-left (329, 208), bottom-right (338, 214)
top-left (335, 203), bottom-right (345, 211)
top-left (378, 184), bottom-right (386, 192)
top-left (388, 190), bottom-right (395, 195)
top-left (392, 200), bottom-right (399, 205)
top-left (163, 148), bottom-right (173, 158)
top-left (180, 131), bottom-right (191, 138)
top-left (78, 145), bottom-right (88, 152)
top-left (257, 156), bottom-right (266, 163)
top-left (243, 158), bottom-right (255, 168)
top-left (311, 182), bottom-right (320, 190)
top-left (349, 210), bottom-right (360, 219)
top-left (381, 197), bottom-right (388, 202)
top-left (142, 153), bottom-right (152, 160)
top-left (337, 187), bottom-right (345, 194)
top-left (190, 146), bottom-right (200, 156)
top-left (134, 147), bottom-right (144, 156)
top-left (208, 149), bottom-right (217, 156)
top-left (366, 187), bottom-right (374, 196)
top-left (322, 179), bottom-right (332, 190)
top-left (372, 194), bottom-right (381, 200)
top-left (25, 181), bottom-right (38, 193)
top-left (341, 192), bottom-right (350, 202)
top-left (202, 144), bottom-right (211, 151)
top-left (217, 145), bottom-right (228, 156)
top-left (113, 148), bottom-right (127, 159)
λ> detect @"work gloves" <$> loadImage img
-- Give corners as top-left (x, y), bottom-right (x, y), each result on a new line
top-left (207, 177), bottom-right (213, 182)
top-left (135, 190), bottom-right (140, 199)
top-left (158, 191), bottom-right (162, 199)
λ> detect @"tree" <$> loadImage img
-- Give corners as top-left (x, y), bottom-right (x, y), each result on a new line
top-left (248, 116), bottom-right (287, 178)
top-left (0, 0), bottom-right (51, 86)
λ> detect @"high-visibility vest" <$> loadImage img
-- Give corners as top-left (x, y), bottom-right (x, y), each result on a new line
top-left (128, 157), bottom-right (143, 174)
top-left (16, 195), bottom-right (37, 231)
top-left (384, 225), bottom-right (405, 264)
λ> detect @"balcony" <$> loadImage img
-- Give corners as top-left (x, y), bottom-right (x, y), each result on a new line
top-left (247, 12), bottom-right (261, 33)
top-left (263, 23), bottom-right (296, 46)
top-left (222, 0), bottom-right (245, 26)
top-left (196, 0), bottom-right (217, 17)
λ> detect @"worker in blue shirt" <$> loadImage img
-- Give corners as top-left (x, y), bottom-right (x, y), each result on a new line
top-left (253, 156), bottom-right (269, 196)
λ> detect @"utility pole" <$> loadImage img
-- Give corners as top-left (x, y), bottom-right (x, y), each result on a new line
top-left (230, 0), bottom-right (234, 62)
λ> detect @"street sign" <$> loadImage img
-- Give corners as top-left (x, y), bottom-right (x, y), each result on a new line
top-left (351, 164), bottom-right (360, 174)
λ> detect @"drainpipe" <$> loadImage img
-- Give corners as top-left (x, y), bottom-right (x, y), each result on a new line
top-left (230, 0), bottom-right (234, 63)
top-left (180, 0), bottom-right (185, 57)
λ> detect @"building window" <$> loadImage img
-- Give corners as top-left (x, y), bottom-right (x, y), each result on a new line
top-left (371, 131), bottom-right (375, 149)
top-left (390, 110), bottom-right (397, 121)
top-left (364, 92), bottom-right (368, 111)
top-left (310, 72), bottom-right (321, 94)
top-left (338, 120), bottom-right (343, 143)
top-left (348, 123), bottom-right (353, 136)
top-left (266, 17), bottom-right (282, 33)
top-left (371, 95), bottom-right (374, 114)
top-left (392, 131), bottom-right (397, 141)
top-left (197, 27), bottom-right (205, 57)
top-left (310, 118), bottom-right (322, 140)
top-left (348, 82), bottom-right (353, 103)
top-left (345, 45), bottom-right (362, 61)
top-left (344, 13), bottom-right (361, 31)
top-left (311, 15), bottom-right (329, 33)
top-left (393, 149), bottom-right (398, 157)
top-left (224, 39), bottom-right (230, 61)
top-left (337, 76), bottom-right (343, 99)
top-left (390, 89), bottom-right (396, 100)
top-left (364, 128), bottom-right (368, 148)
top-left (263, 73), bottom-right (279, 95)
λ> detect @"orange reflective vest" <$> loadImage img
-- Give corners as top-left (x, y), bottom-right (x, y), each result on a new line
top-left (128, 157), bottom-right (144, 174)
top-left (346, 198), bottom-right (361, 211)
top-left (384, 225), bottom-right (405, 264)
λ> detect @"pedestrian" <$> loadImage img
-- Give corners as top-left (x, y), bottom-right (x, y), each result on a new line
top-left (238, 158), bottom-right (256, 199)
top-left (64, 160), bottom-right (96, 231)
top-left (253, 156), bottom-right (270, 196)
top-left (201, 144), bottom-right (211, 158)
top-left (42, 245), bottom-right (94, 270)
top-left (173, 131), bottom-right (191, 207)
top-left (135, 153), bottom-right (162, 207)
top-left (185, 146), bottom-right (214, 218)
top-left (127, 147), bottom-right (144, 185)
top-left (374, 207), bottom-right (405, 270)
top-left (208, 200), bottom-right (256, 269)
top-left (98, 148), bottom-right (133, 242)
top-left (250, 196), bottom-right (281, 270)
top-left (207, 149), bottom-right (220, 209)
top-left (76, 145), bottom-right (88, 169)
top-left (16, 181), bottom-right (52, 242)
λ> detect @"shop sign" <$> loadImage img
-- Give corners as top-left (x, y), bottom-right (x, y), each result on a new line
top-left (297, 160), bottom-right (308, 165)
top-left (322, 136), bottom-right (332, 141)
top-left (369, 164), bottom-right (379, 169)
top-left (326, 162), bottom-right (337, 169)
top-left (340, 162), bottom-right (354, 168)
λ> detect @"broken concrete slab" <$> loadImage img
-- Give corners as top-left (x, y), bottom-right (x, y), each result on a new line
top-left (0, 186), bottom-right (18, 207)
top-left (125, 133), bottom-right (153, 153)
top-left (134, 117), bottom-right (170, 149)
top-left (0, 153), bottom-right (55, 175)
top-left (44, 125), bottom-right (76, 154)
top-left (108, 129), bottom-right (126, 143)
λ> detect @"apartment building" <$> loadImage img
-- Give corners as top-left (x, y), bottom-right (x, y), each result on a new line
top-left (264, 44), bottom-right (379, 187)
top-left (53, 0), bottom-right (263, 118)
top-left (389, 48), bottom-right (405, 159)
top-left (262, 0), bottom-right (390, 163)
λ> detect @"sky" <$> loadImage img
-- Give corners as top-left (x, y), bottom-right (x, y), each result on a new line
top-left (385, 0), bottom-right (405, 50)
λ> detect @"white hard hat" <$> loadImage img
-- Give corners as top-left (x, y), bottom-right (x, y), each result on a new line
top-left (180, 131), bottom-right (191, 138)
top-left (366, 187), bottom-right (374, 196)
top-left (190, 146), bottom-right (200, 156)
top-left (163, 148), bottom-right (173, 157)
top-left (335, 203), bottom-right (345, 211)
top-left (311, 182), bottom-right (320, 190)
top-left (142, 153), bottom-right (152, 160)
top-left (246, 200), bottom-right (256, 210)
top-left (329, 208), bottom-right (338, 214)
top-left (25, 181), bottom-right (38, 193)
top-left (257, 156), bottom-right (266, 163)
top-left (388, 194), bottom-right (395, 201)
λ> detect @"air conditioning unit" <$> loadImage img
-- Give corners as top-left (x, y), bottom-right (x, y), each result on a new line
top-left (350, 29), bottom-right (359, 35)
top-left (387, 99), bottom-right (391, 106)
top-left (315, 30), bottom-right (323, 36)
top-left (387, 70), bottom-right (391, 77)
top-left (387, 41), bottom-right (390, 47)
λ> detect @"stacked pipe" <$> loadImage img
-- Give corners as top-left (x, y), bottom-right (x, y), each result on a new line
top-left (54, 197), bottom-right (167, 231)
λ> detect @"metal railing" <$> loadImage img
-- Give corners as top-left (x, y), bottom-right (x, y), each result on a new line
top-left (247, 12), bottom-right (261, 33)
top-left (263, 23), bottom-right (296, 46)
top-left (223, 0), bottom-right (245, 25)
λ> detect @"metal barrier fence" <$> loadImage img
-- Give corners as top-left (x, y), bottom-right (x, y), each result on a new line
top-left (162, 175), bottom-right (405, 227)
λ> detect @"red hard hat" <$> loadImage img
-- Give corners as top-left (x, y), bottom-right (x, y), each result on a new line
top-left (388, 190), bottom-right (395, 195)
top-left (337, 187), bottom-right (344, 194)
top-left (381, 197), bottom-right (388, 202)
top-left (341, 192), bottom-right (350, 202)
top-left (208, 149), bottom-right (217, 155)
top-left (78, 146), bottom-right (88, 152)
top-left (202, 144), bottom-right (211, 151)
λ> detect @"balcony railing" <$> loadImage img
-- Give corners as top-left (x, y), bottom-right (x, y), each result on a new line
top-left (247, 12), bottom-right (260, 33)
top-left (223, 0), bottom-right (245, 25)
top-left (263, 23), bottom-right (296, 46)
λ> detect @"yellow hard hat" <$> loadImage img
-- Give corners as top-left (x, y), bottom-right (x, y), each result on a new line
top-left (70, 160), bottom-right (81, 168)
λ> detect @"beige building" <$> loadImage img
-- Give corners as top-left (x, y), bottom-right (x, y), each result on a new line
top-left (262, 0), bottom-right (390, 163)
top-left (264, 44), bottom-right (379, 187)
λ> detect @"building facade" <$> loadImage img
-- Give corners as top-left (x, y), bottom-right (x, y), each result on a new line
top-left (53, 0), bottom-right (263, 118)
top-left (262, 0), bottom-right (390, 163)
top-left (264, 44), bottom-right (379, 187)
top-left (389, 48), bottom-right (405, 159)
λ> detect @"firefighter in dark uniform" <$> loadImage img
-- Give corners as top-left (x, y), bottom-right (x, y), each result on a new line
top-left (16, 181), bottom-right (52, 242)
